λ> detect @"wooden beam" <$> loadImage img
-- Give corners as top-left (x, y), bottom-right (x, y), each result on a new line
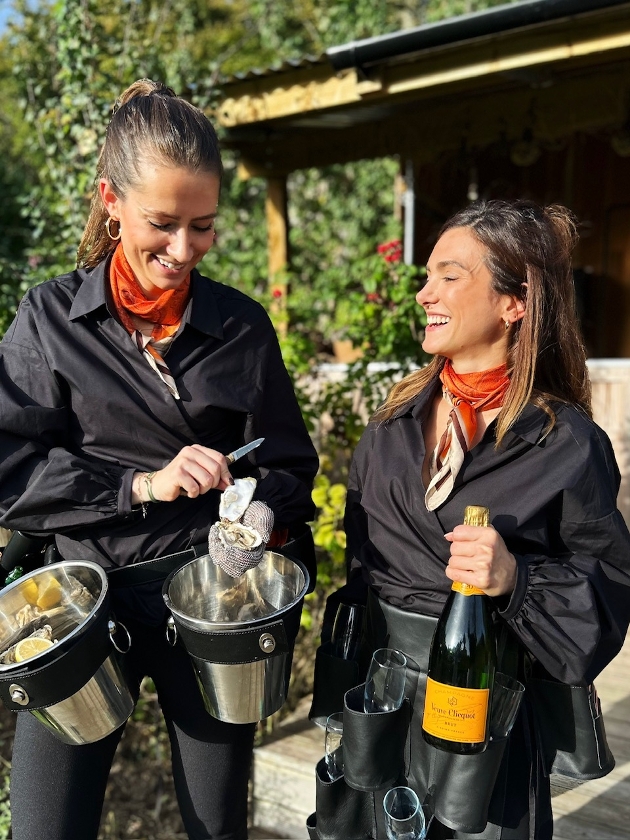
top-left (383, 30), bottom-right (630, 98)
top-left (265, 176), bottom-right (289, 335)
top-left (218, 67), bottom-right (381, 128)
top-left (216, 5), bottom-right (630, 130)
top-left (225, 60), bottom-right (630, 174)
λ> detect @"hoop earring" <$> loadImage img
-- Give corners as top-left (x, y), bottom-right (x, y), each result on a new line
top-left (105, 217), bottom-right (121, 241)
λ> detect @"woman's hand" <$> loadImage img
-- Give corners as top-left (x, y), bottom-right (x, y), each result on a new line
top-left (444, 524), bottom-right (517, 598)
top-left (132, 445), bottom-right (233, 505)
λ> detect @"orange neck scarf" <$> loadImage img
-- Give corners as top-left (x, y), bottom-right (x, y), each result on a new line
top-left (439, 360), bottom-right (510, 450)
top-left (109, 244), bottom-right (191, 342)
top-left (425, 360), bottom-right (509, 511)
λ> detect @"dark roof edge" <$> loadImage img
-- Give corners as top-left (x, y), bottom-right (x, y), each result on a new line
top-left (326, 0), bottom-right (630, 71)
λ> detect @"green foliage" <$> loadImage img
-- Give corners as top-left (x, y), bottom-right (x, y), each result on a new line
top-left (290, 159), bottom-right (402, 280)
top-left (198, 154), bottom-right (269, 297)
top-left (0, 761), bottom-right (9, 840)
top-left (10, 0), bottom-right (113, 286)
top-left (311, 474), bottom-right (347, 566)
top-left (425, 0), bottom-right (517, 23)
top-left (0, 18), bottom-right (33, 328)
top-left (330, 253), bottom-right (427, 366)
top-left (0, 264), bottom-right (23, 337)
top-left (280, 241), bottom-right (428, 446)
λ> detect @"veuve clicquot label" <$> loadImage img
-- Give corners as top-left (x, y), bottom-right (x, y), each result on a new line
top-left (421, 505), bottom-right (496, 754)
top-left (422, 677), bottom-right (489, 743)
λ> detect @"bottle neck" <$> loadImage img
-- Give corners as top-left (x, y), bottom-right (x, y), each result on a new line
top-left (451, 581), bottom-right (485, 596)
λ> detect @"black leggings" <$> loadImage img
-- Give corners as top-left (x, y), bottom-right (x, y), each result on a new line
top-left (10, 616), bottom-right (256, 840)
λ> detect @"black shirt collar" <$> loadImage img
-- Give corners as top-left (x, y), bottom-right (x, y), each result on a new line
top-left (69, 259), bottom-right (224, 340)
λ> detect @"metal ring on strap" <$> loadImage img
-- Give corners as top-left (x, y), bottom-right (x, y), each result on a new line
top-left (108, 620), bottom-right (132, 654)
top-left (165, 616), bottom-right (178, 647)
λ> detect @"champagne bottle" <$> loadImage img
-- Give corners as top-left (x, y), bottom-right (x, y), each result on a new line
top-left (422, 505), bottom-right (496, 754)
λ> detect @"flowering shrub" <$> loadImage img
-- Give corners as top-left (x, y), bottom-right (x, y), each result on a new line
top-left (377, 238), bottom-right (402, 263)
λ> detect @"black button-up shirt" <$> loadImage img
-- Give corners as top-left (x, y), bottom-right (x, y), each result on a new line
top-left (345, 377), bottom-right (630, 684)
top-left (0, 258), bottom-right (318, 569)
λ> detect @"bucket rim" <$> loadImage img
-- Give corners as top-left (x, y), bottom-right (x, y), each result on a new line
top-left (162, 551), bottom-right (310, 631)
top-left (0, 559), bottom-right (109, 673)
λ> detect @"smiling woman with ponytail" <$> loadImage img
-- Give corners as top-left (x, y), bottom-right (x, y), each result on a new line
top-left (0, 79), bottom-right (318, 840)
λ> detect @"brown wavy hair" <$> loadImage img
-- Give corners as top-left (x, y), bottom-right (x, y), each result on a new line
top-left (77, 79), bottom-right (222, 269)
top-left (374, 200), bottom-right (591, 445)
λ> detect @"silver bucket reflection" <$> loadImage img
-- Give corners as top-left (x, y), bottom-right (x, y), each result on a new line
top-left (0, 561), bottom-right (134, 744)
top-left (163, 551), bottom-right (309, 724)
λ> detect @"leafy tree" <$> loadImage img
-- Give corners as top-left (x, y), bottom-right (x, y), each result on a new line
top-left (0, 11), bottom-right (33, 333)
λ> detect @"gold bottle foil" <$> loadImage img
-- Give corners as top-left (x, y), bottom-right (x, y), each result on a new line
top-left (463, 505), bottom-right (490, 527)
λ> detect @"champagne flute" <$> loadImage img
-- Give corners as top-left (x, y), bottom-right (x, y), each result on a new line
top-left (490, 672), bottom-right (525, 739)
top-left (363, 648), bottom-right (407, 713)
top-left (331, 601), bottom-right (365, 660)
top-left (324, 712), bottom-right (344, 781)
top-left (383, 786), bottom-right (426, 840)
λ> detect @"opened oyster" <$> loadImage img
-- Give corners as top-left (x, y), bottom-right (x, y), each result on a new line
top-left (217, 521), bottom-right (262, 551)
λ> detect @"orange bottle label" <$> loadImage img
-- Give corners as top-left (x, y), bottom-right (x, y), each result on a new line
top-left (422, 676), bottom-right (489, 743)
top-left (451, 581), bottom-right (485, 596)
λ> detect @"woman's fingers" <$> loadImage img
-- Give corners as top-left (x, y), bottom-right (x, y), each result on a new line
top-left (151, 445), bottom-right (233, 501)
top-left (190, 445), bottom-right (234, 490)
top-left (444, 524), bottom-right (516, 597)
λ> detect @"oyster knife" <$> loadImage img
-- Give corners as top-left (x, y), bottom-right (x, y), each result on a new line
top-left (225, 437), bottom-right (265, 465)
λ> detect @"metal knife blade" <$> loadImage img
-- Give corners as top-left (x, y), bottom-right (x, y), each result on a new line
top-left (225, 437), bottom-right (265, 465)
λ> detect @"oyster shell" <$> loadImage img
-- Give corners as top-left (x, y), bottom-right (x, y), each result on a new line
top-left (0, 624), bottom-right (53, 665)
top-left (219, 477), bottom-right (257, 522)
top-left (217, 521), bottom-right (262, 551)
top-left (62, 575), bottom-right (95, 609)
top-left (15, 604), bottom-right (42, 628)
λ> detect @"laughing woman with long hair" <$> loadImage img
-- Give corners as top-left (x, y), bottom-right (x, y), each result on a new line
top-left (339, 200), bottom-right (630, 839)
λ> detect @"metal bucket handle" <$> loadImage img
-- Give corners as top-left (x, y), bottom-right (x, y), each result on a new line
top-left (166, 615), bottom-right (178, 647)
top-left (108, 619), bottom-right (131, 654)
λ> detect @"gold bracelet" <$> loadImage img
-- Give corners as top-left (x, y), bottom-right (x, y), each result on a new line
top-left (143, 471), bottom-right (160, 503)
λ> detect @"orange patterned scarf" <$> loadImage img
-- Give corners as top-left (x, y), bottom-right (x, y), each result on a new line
top-left (109, 244), bottom-right (190, 342)
top-left (109, 244), bottom-right (191, 398)
top-left (425, 360), bottom-right (509, 510)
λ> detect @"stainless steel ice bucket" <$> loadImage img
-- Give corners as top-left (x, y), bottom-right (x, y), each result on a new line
top-left (163, 551), bottom-right (309, 724)
top-left (0, 561), bottom-right (134, 744)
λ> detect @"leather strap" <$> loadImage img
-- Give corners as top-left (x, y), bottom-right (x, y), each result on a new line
top-left (0, 602), bottom-right (113, 711)
top-left (175, 616), bottom-right (291, 664)
top-left (107, 543), bottom-right (207, 588)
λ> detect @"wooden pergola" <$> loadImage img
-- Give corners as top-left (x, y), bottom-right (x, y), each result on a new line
top-left (214, 0), bottom-right (630, 357)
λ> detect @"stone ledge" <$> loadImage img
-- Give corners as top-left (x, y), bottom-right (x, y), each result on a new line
top-left (251, 698), bottom-right (321, 839)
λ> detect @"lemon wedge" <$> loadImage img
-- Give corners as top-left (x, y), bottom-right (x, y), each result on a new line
top-left (14, 637), bottom-right (53, 662)
top-left (36, 578), bottom-right (62, 610)
top-left (20, 578), bottom-right (40, 606)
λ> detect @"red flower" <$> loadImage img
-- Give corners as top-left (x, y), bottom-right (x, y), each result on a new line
top-left (272, 288), bottom-right (283, 299)
top-left (366, 292), bottom-right (380, 302)
top-left (377, 239), bottom-right (402, 264)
